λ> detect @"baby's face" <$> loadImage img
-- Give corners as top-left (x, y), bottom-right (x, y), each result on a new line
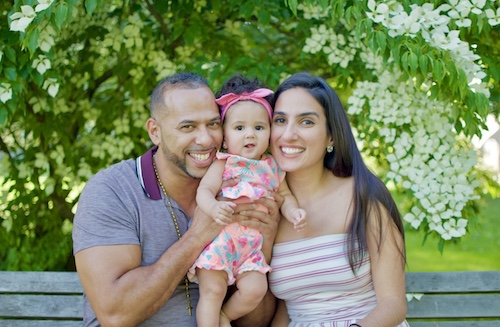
top-left (222, 101), bottom-right (271, 160)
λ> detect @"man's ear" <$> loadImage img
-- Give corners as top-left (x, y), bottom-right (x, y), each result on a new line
top-left (146, 118), bottom-right (160, 145)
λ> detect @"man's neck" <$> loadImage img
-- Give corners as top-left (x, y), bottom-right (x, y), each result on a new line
top-left (154, 158), bottom-right (200, 217)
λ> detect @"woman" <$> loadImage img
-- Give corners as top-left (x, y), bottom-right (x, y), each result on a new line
top-left (268, 72), bottom-right (409, 327)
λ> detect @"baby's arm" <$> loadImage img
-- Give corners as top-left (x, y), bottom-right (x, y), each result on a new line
top-left (196, 160), bottom-right (235, 225)
top-left (277, 179), bottom-right (306, 232)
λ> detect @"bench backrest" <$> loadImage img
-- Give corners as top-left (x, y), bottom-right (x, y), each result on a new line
top-left (1, 270), bottom-right (499, 326)
top-left (406, 271), bottom-right (500, 327)
top-left (0, 271), bottom-right (83, 327)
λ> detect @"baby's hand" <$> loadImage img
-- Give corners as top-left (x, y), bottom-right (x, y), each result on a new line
top-left (291, 208), bottom-right (307, 232)
top-left (210, 201), bottom-right (236, 225)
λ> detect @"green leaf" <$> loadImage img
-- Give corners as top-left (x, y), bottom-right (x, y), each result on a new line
top-left (0, 107), bottom-right (7, 126)
top-left (392, 44), bottom-right (401, 65)
top-left (27, 28), bottom-right (39, 56)
top-left (85, 0), bottom-right (97, 16)
top-left (285, 0), bottom-right (298, 15)
top-left (432, 60), bottom-right (444, 84)
top-left (55, 3), bottom-right (69, 29)
top-left (401, 52), bottom-right (409, 74)
top-left (319, 0), bottom-right (330, 10)
top-left (5, 68), bottom-right (17, 81)
top-left (408, 52), bottom-right (418, 76)
top-left (418, 54), bottom-right (428, 76)
top-left (257, 9), bottom-right (270, 25)
top-left (477, 94), bottom-right (489, 118)
top-left (5, 48), bottom-right (16, 63)
top-left (376, 31), bottom-right (386, 53)
top-left (345, 6), bottom-right (352, 23)
top-left (438, 238), bottom-right (445, 254)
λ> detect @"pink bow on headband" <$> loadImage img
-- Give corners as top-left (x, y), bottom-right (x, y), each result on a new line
top-left (216, 88), bottom-right (274, 121)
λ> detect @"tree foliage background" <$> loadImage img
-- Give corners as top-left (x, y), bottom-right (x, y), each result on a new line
top-left (1, 0), bottom-right (499, 271)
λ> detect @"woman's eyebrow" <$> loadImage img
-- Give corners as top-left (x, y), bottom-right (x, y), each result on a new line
top-left (274, 111), bottom-right (319, 117)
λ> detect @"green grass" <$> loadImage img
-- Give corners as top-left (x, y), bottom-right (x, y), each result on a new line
top-left (404, 195), bottom-right (500, 272)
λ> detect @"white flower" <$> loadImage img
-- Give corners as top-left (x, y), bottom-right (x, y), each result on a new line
top-left (470, 0), bottom-right (486, 15)
top-left (43, 78), bottom-right (59, 97)
top-left (35, 0), bottom-right (54, 12)
top-left (38, 26), bottom-right (56, 52)
top-left (9, 5), bottom-right (36, 32)
top-left (443, 218), bottom-right (468, 238)
top-left (367, 0), bottom-right (389, 23)
top-left (32, 55), bottom-right (51, 74)
top-left (485, 8), bottom-right (500, 26)
top-left (303, 26), bottom-right (328, 54)
top-left (0, 83), bottom-right (13, 103)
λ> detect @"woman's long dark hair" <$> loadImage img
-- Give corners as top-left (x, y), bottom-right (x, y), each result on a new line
top-left (271, 72), bottom-right (406, 272)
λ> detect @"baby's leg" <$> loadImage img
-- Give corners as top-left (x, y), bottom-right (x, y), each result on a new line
top-left (196, 268), bottom-right (228, 327)
top-left (221, 271), bottom-right (268, 323)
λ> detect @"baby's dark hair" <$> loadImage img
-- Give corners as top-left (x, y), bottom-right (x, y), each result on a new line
top-left (216, 73), bottom-right (271, 102)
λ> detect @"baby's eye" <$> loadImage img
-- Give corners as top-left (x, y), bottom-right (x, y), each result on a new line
top-left (235, 126), bottom-right (244, 130)
top-left (255, 125), bottom-right (265, 131)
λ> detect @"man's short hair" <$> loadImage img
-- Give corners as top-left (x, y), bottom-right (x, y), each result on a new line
top-left (150, 72), bottom-right (210, 116)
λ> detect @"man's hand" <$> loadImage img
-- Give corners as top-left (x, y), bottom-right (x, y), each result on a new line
top-left (189, 206), bottom-right (225, 246)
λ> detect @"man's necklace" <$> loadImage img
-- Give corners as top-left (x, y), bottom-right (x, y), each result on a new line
top-left (152, 159), bottom-right (193, 316)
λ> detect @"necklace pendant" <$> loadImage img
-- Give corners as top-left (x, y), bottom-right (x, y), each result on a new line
top-left (187, 304), bottom-right (192, 316)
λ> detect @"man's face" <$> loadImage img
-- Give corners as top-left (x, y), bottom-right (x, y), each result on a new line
top-left (154, 86), bottom-right (223, 179)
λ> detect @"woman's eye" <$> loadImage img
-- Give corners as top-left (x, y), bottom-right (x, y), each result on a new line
top-left (273, 117), bottom-right (285, 124)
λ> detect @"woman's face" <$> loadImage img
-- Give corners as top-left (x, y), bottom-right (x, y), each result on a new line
top-left (271, 87), bottom-right (332, 173)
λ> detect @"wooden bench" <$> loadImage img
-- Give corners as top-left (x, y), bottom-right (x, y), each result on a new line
top-left (406, 271), bottom-right (500, 326)
top-left (0, 271), bottom-right (83, 326)
top-left (0, 270), bottom-right (499, 326)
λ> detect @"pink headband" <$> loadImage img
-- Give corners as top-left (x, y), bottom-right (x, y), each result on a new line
top-left (216, 88), bottom-right (274, 121)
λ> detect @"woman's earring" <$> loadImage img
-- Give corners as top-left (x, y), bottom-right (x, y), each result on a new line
top-left (327, 146), bottom-right (334, 153)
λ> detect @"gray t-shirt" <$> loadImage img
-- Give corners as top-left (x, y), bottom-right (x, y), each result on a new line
top-left (73, 147), bottom-right (199, 326)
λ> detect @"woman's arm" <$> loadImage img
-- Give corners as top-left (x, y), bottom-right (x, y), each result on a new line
top-left (356, 207), bottom-right (407, 327)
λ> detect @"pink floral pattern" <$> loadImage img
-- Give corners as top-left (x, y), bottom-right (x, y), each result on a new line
top-left (188, 153), bottom-right (282, 285)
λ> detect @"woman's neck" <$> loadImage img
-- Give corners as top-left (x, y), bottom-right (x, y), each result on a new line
top-left (286, 165), bottom-right (333, 199)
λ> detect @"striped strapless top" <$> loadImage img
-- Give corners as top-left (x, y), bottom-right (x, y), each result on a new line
top-left (269, 234), bottom-right (409, 327)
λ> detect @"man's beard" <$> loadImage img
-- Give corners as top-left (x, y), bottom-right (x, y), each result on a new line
top-left (160, 142), bottom-right (202, 180)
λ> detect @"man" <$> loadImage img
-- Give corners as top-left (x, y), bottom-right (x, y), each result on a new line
top-left (73, 72), bottom-right (280, 326)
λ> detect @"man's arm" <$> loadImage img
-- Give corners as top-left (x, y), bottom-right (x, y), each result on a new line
top-left (75, 207), bottom-right (222, 327)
